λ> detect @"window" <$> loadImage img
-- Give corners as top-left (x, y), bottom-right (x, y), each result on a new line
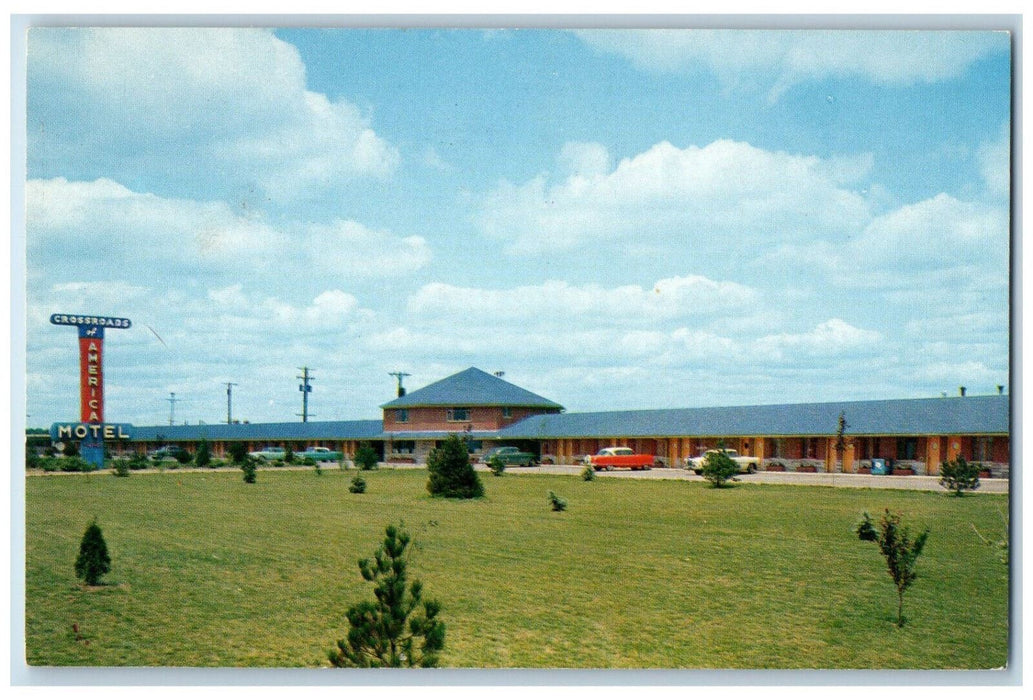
top-left (447, 407), bottom-right (470, 422)
top-left (502, 407), bottom-right (512, 418)
top-left (391, 440), bottom-right (415, 455)
top-left (896, 437), bottom-right (918, 461)
top-left (395, 409), bottom-right (408, 423)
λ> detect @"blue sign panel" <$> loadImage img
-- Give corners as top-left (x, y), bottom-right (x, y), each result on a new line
top-left (51, 423), bottom-right (134, 441)
top-left (49, 314), bottom-right (132, 329)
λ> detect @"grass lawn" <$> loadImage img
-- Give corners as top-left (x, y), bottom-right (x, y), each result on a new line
top-left (25, 467), bottom-right (1009, 669)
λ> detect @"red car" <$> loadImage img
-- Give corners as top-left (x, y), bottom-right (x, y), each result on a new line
top-left (589, 447), bottom-right (654, 471)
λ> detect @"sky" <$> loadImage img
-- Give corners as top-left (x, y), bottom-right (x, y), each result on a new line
top-left (20, 26), bottom-right (1012, 427)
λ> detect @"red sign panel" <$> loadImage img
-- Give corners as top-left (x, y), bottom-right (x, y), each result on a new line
top-left (79, 336), bottom-right (104, 423)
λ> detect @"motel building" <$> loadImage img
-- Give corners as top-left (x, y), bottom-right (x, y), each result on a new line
top-left (120, 367), bottom-right (1009, 477)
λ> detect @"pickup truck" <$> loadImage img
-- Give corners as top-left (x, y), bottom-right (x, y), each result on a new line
top-left (589, 447), bottom-right (655, 471)
top-left (684, 449), bottom-right (759, 474)
top-left (297, 446), bottom-right (343, 462)
top-left (483, 446), bottom-right (538, 467)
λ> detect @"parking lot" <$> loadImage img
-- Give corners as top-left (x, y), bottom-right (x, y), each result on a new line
top-left (496, 464), bottom-right (1010, 493)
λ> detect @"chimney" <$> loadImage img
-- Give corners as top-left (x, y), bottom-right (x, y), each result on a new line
top-left (997, 385), bottom-right (1005, 395)
top-left (959, 386), bottom-right (966, 397)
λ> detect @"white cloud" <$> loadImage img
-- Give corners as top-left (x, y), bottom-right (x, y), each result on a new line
top-left (978, 124), bottom-right (1011, 200)
top-left (477, 139), bottom-right (871, 253)
top-left (576, 29), bottom-right (1007, 100)
top-left (308, 220), bottom-right (433, 279)
top-left (28, 28), bottom-right (398, 199)
top-left (557, 141), bottom-right (612, 177)
top-left (757, 318), bottom-right (883, 360)
top-left (408, 275), bottom-right (758, 325)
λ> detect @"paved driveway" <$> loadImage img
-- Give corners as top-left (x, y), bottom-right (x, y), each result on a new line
top-left (500, 464), bottom-right (1010, 493)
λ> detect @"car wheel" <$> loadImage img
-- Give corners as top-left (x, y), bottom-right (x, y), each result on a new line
top-left (693, 469), bottom-right (703, 476)
top-left (747, 464), bottom-right (757, 474)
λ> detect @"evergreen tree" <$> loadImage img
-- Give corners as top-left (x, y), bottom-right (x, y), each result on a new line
top-left (856, 509), bottom-right (930, 627)
top-left (939, 456), bottom-right (981, 496)
top-left (354, 442), bottom-right (379, 471)
top-left (75, 519), bottom-right (111, 586)
top-left (426, 434), bottom-right (483, 499)
top-left (701, 448), bottom-right (739, 488)
top-left (241, 457), bottom-right (257, 483)
top-left (329, 523), bottom-right (445, 668)
top-left (228, 442), bottom-right (249, 464)
top-left (195, 438), bottom-right (212, 469)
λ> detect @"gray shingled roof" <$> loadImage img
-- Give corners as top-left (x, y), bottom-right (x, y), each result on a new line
top-left (499, 395), bottom-right (1008, 439)
top-left (129, 420), bottom-right (384, 442)
top-left (380, 367), bottom-right (563, 409)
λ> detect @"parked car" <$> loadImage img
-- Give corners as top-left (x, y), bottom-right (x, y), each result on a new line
top-left (297, 446), bottom-right (343, 462)
top-left (149, 445), bottom-right (187, 460)
top-left (589, 447), bottom-right (655, 471)
top-left (248, 446), bottom-right (286, 461)
top-left (684, 449), bottom-right (759, 474)
top-left (483, 446), bottom-right (538, 467)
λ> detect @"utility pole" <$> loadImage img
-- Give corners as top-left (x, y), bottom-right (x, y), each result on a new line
top-left (225, 382), bottom-right (238, 424)
top-left (166, 392), bottom-right (179, 426)
top-left (297, 367), bottom-right (315, 422)
top-left (389, 371), bottom-right (411, 398)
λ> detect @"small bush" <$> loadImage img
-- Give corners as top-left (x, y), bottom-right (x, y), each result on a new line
top-left (61, 457), bottom-right (93, 473)
top-left (354, 442), bottom-right (379, 471)
top-left (314, 462), bottom-right (323, 476)
top-left (939, 456), bottom-right (981, 497)
top-left (112, 460), bottom-right (130, 477)
top-left (228, 443), bottom-right (249, 464)
top-left (581, 465), bottom-right (596, 481)
top-left (488, 455), bottom-right (506, 477)
top-left (75, 519), bottom-right (111, 586)
top-left (128, 453), bottom-right (149, 470)
top-left (26, 450), bottom-right (41, 471)
top-left (349, 474), bottom-right (366, 493)
top-left (548, 490), bottom-right (567, 512)
top-left (427, 434), bottom-right (483, 499)
top-left (284, 445), bottom-right (295, 464)
top-left (62, 441), bottom-right (80, 458)
top-left (328, 523), bottom-right (444, 667)
top-left (175, 449), bottom-right (192, 465)
top-left (241, 458), bottom-right (257, 484)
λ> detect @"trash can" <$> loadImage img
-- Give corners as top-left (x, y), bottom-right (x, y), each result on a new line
top-left (870, 458), bottom-right (889, 475)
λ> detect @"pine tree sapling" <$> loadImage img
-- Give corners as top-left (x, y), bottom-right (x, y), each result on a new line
top-left (75, 519), bottom-right (111, 586)
top-left (426, 434), bottom-right (484, 499)
top-left (701, 449), bottom-right (739, 488)
top-left (112, 459), bottom-right (130, 477)
top-left (939, 456), bottom-right (981, 497)
top-left (581, 464), bottom-right (596, 481)
top-left (856, 509), bottom-right (930, 627)
top-left (354, 442), bottom-right (379, 471)
top-left (241, 457), bottom-right (257, 483)
top-left (349, 474), bottom-right (366, 493)
top-left (195, 438), bottom-right (212, 469)
top-left (548, 490), bottom-right (567, 512)
top-left (329, 523), bottom-right (445, 668)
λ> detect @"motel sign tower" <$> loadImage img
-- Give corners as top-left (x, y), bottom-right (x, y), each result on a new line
top-left (49, 313), bottom-right (132, 468)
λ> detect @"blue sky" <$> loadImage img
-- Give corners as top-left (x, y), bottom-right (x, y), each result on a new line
top-left (21, 27), bottom-right (1012, 426)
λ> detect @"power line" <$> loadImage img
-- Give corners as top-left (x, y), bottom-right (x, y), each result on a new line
top-left (225, 382), bottom-right (238, 424)
top-left (297, 367), bottom-right (315, 422)
top-left (389, 371), bottom-right (411, 398)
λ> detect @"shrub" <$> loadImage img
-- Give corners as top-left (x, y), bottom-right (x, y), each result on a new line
top-left (426, 434), bottom-right (483, 499)
top-left (354, 442), bottom-right (379, 471)
top-left (939, 456), bottom-right (981, 497)
top-left (195, 439), bottom-right (212, 469)
top-left (26, 450), bottom-right (41, 471)
top-left (548, 490), bottom-right (567, 512)
top-left (175, 449), bottom-right (192, 465)
top-left (228, 443), bottom-right (249, 464)
top-left (75, 519), bottom-right (111, 586)
top-left (284, 445), bottom-right (295, 464)
top-left (61, 457), bottom-right (93, 473)
top-left (856, 509), bottom-right (930, 627)
top-left (112, 460), bottom-right (130, 477)
top-left (581, 464), bottom-right (596, 481)
top-left (62, 441), bottom-right (80, 458)
top-left (329, 523), bottom-right (444, 668)
top-left (314, 462), bottom-right (323, 476)
top-left (241, 457), bottom-right (257, 484)
top-left (488, 455), bottom-right (506, 477)
top-left (128, 453), bottom-right (149, 470)
top-left (349, 474), bottom-right (366, 493)
top-left (701, 449), bottom-right (739, 488)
